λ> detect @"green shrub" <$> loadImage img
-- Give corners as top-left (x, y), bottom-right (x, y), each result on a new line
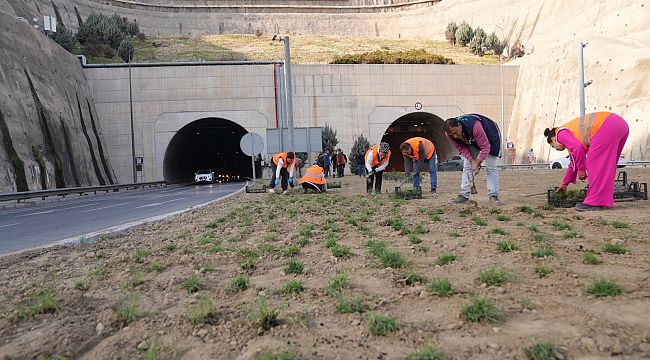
top-left (348, 134), bottom-right (371, 175)
top-left (51, 26), bottom-right (76, 52)
top-left (331, 49), bottom-right (454, 65)
top-left (118, 38), bottom-right (134, 62)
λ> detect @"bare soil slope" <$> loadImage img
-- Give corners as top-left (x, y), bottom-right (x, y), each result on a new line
top-left (1, 169), bottom-right (649, 359)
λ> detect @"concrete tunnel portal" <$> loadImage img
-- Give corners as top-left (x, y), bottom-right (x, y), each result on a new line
top-left (163, 118), bottom-right (252, 184)
top-left (380, 112), bottom-right (455, 172)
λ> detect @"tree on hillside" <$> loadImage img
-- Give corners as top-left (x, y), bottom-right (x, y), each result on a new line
top-left (455, 21), bottom-right (474, 47)
top-left (485, 32), bottom-right (504, 56)
top-left (348, 134), bottom-right (370, 175)
top-left (468, 27), bottom-right (487, 56)
top-left (445, 22), bottom-right (458, 45)
top-left (51, 26), bottom-right (76, 53)
top-left (118, 38), bottom-right (134, 63)
top-left (322, 124), bottom-right (339, 155)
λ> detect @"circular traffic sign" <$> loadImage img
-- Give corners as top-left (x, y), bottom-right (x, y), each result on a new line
top-left (414, 102), bottom-right (423, 110)
top-left (240, 132), bottom-right (264, 156)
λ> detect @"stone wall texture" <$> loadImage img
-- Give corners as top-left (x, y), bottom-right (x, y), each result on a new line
top-left (0, 11), bottom-right (115, 192)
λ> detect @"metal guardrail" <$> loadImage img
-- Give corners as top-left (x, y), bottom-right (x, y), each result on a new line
top-left (0, 181), bottom-right (167, 203)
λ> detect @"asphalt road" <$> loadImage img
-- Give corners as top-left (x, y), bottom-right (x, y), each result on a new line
top-left (0, 182), bottom-right (244, 255)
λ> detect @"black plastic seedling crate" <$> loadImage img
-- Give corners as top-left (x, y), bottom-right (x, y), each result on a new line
top-left (329, 181), bottom-right (342, 189)
top-left (245, 185), bottom-right (268, 193)
top-left (393, 187), bottom-right (423, 200)
top-left (547, 188), bottom-right (586, 208)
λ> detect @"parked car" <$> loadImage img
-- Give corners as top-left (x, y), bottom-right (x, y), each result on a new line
top-left (194, 169), bottom-right (216, 183)
top-left (549, 154), bottom-right (626, 169)
top-left (438, 155), bottom-right (463, 171)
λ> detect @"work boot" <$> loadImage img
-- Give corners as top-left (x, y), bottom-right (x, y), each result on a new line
top-left (267, 188), bottom-right (276, 194)
top-left (575, 202), bottom-right (604, 211)
top-left (282, 190), bottom-right (289, 195)
top-left (451, 195), bottom-right (469, 204)
top-left (430, 188), bottom-right (437, 193)
top-left (489, 195), bottom-right (503, 206)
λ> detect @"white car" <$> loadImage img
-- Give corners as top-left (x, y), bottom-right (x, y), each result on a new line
top-left (549, 154), bottom-right (626, 169)
top-left (194, 169), bottom-right (215, 183)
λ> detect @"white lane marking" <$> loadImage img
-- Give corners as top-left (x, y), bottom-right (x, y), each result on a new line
top-left (80, 202), bottom-right (131, 213)
top-left (0, 223), bottom-right (21, 228)
top-left (135, 198), bottom-right (185, 209)
top-left (1, 198), bottom-right (102, 215)
top-left (17, 203), bottom-right (99, 217)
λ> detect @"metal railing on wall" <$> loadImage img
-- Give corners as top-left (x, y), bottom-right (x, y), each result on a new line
top-left (0, 182), bottom-right (167, 203)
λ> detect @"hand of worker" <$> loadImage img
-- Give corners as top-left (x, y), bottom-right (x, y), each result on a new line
top-left (471, 159), bottom-right (482, 176)
top-left (577, 170), bottom-right (587, 181)
top-left (274, 178), bottom-right (280, 186)
top-left (368, 170), bottom-right (374, 177)
top-left (556, 184), bottom-right (568, 193)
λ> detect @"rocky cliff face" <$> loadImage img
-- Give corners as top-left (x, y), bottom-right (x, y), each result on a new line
top-left (0, 11), bottom-right (115, 192)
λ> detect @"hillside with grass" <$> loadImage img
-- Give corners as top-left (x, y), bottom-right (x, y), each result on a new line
top-left (82, 34), bottom-right (501, 65)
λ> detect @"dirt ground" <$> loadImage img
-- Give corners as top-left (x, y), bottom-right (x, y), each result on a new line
top-left (0, 168), bottom-right (649, 360)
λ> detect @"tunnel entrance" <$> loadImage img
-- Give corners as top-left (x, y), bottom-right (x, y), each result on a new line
top-left (380, 112), bottom-right (455, 172)
top-left (163, 118), bottom-right (251, 184)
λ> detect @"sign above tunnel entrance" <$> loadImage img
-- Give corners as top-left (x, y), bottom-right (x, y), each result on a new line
top-left (266, 127), bottom-right (322, 154)
top-left (239, 132), bottom-right (264, 156)
top-left (414, 102), bottom-right (423, 110)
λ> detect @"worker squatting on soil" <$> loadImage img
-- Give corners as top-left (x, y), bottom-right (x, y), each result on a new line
top-left (268, 152), bottom-right (298, 194)
top-left (444, 113), bottom-right (502, 205)
top-left (400, 137), bottom-right (438, 193)
top-left (300, 163), bottom-right (327, 193)
top-left (544, 112), bottom-right (629, 211)
top-left (365, 142), bottom-right (391, 194)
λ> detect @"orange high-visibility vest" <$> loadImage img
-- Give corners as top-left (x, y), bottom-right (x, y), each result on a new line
top-left (405, 137), bottom-right (435, 161)
top-left (272, 153), bottom-right (293, 168)
top-left (300, 165), bottom-right (326, 185)
top-left (556, 112), bottom-right (611, 150)
top-left (365, 145), bottom-right (391, 167)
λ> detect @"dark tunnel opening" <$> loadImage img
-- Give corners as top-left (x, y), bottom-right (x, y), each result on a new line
top-left (163, 118), bottom-right (251, 184)
top-left (380, 112), bottom-right (456, 172)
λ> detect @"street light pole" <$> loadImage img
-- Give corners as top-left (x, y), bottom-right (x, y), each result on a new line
top-left (272, 35), bottom-right (295, 154)
top-left (128, 41), bottom-right (161, 184)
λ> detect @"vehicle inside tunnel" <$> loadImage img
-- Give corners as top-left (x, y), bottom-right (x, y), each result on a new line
top-left (163, 118), bottom-right (251, 184)
top-left (380, 112), bottom-right (456, 172)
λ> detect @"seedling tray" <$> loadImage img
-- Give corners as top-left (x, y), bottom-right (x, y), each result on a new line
top-left (329, 181), bottom-right (342, 189)
top-left (393, 187), bottom-right (422, 200)
top-left (547, 188), bottom-right (586, 208)
top-left (246, 185), bottom-right (268, 193)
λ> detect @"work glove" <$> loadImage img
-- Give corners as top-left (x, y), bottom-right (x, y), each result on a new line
top-left (577, 170), bottom-right (587, 181)
top-left (471, 159), bottom-right (482, 176)
top-left (274, 178), bottom-right (280, 186)
top-left (368, 170), bottom-right (375, 177)
top-left (556, 184), bottom-right (568, 193)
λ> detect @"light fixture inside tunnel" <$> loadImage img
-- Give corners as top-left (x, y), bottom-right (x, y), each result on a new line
top-left (163, 118), bottom-right (255, 184)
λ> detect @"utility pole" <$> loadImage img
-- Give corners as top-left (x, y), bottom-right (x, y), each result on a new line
top-left (578, 42), bottom-right (593, 118)
top-left (272, 35), bottom-right (295, 153)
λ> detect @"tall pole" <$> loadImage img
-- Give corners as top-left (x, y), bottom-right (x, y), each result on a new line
top-left (250, 133), bottom-right (257, 186)
top-left (500, 60), bottom-right (505, 164)
top-left (282, 36), bottom-right (295, 154)
top-left (128, 50), bottom-right (136, 183)
top-left (578, 42), bottom-right (586, 118)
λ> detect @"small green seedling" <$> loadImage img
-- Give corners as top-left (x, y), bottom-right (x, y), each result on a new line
top-left (429, 278), bottom-right (455, 297)
top-left (461, 297), bottom-right (502, 323)
top-left (491, 227), bottom-right (510, 236)
top-left (282, 280), bottom-right (305, 295)
top-left (587, 279), bottom-right (622, 297)
top-left (478, 266), bottom-right (512, 286)
top-left (535, 264), bottom-right (550, 278)
top-left (327, 272), bottom-right (349, 295)
top-left (398, 271), bottom-right (427, 285)
top-left (435, 253), bottom-right (457, 266)
top-left (532, 245), bottom-right (555, 258)
top-left (497, 241), bottom-right (519, 252)
top-left (366, 312), bottom-right (400, 336)
top-left (187, 295), bottom-right (217, 326)
top-left (284, 259), bottom-right (304, 275)
top-left (473, 216), bottom-right (487, 226)
top-left (583, 252), bottom-right (602, 265)
top-left (496, 215), bottom-right (511, 222)
top-left (603, 244), bottom-right (628, 254)
top-left (551, 220), bottom-right (573, 231)
top-left (407, 346), bottom-right (448, 360)
top-left (182, 276), bottom-right (203, 293)
top-left (228, 276), bottom-right (251, 292)
top-left (335, 296), bottom-right (365, 314)
top-left (525, 341), bottom-right (563, 360)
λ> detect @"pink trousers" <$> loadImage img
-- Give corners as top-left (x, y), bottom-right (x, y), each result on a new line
top-left (583, 114), bottom-right (629, 207)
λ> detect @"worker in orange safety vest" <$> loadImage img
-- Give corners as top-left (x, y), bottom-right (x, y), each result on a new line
top-left (268, 152), bottom-right (297, 194)
top-left (399, 137), bottom-right (437, 193)
top-left (299, 163), bottom-right (327, 193)
top-left (365, 142), bottom-right (391, 194)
